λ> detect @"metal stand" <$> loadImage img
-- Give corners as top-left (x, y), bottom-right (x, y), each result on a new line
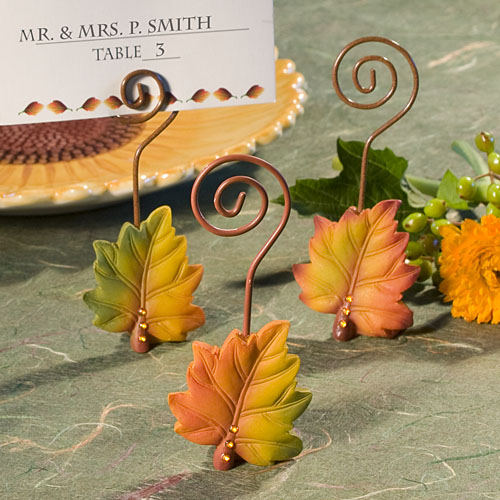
top-left (332, 36), bottom-right (419, 212)
top-left (190, 154), bottom-right (291, 337)
top-left (119, 69), bottom-right (179, 228)
top-left (118, 69), bottom-right (179, 352)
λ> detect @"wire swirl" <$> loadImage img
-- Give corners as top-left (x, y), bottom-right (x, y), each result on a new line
top-left (332, 36), bottom-right (419, 212)
top-left (119, 69), bottom-right (178, 227)
top-left (120, 69), bottom-right (166, 124)
top-left (348, 55), bottom-right (397, 108)
top-left (191, 154), bottom-right (291, 337)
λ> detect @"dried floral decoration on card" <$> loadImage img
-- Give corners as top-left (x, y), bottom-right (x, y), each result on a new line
top-left (18, 101), bottom-right (44, 116)
top-left (48, 100), bottom-right (71, 114)
top-left (77, 97), bottom-right (101, 112)
top-left (84, 206), bottom-right (204, 352)
top-left (169, 154), bottom-right (312, 470)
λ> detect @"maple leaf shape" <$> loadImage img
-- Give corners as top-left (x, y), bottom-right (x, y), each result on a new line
top-left (168, 320), bottom-right (312, 470)
top-left (293, 199), bottom-right (419, 340)
top-left (83, 206), bottom-right (205, 352)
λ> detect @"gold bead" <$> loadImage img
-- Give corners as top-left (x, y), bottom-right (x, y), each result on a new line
top-left (345, 295), bottom-right (353, 303)
top-left (225, 440), bottom-right (235, 449)
top-left (139, 322), bottom-right (148, 330)
top-left (342, 308), bottom-right (351, 316)
top-left (139, 308), bottom-right (147, 316)
top-left (139, 335), bottom-right (147, 343)
top-left (229, 425), bottom-right (239, 434)
top-left (221, 453), bottom-right (231, 462)
top-left (339, 320), bottom-right (347, 328)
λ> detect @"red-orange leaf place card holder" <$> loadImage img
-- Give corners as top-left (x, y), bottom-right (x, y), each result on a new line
top-left (169, 154), bottom-right (312, 470)
top-left (294, 36), bottom-right (421, 341)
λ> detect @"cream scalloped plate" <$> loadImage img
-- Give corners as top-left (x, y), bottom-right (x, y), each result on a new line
top-left (0, 58), bottom-right (306, 214)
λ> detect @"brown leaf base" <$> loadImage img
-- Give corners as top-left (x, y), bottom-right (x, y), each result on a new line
top-left (213, 438), bottom-right (239, 471)
top-left (333, 315), bottom-right (357, 341)
top-left (130, 323), bottom-right (151, 353)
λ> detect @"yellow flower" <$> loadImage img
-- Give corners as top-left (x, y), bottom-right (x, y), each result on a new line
top-left (439, 214), bottom-right (500, 324)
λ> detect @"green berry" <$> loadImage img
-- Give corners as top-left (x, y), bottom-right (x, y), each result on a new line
top-left (408, 258), bottom-right (432, 282)
top-left (488, 152), bottom-right (500, 175)
top-left (457, 176), bottom-right (476, 200)
top-left (486, 183), bottom-right (500, 204)
top-left (431, 218), bottom-right (452, 237)
top-left (408, 257), bottom-right (422, 269)
top-left (405, 240), bottom-right (424, 259)
top-left (413, 259), bottom-right (433, 282)
top-left (486, 202), bottom-right (500, 217)
top-left (424, 198), bottom-right (447, 218)
top-left (475, 131), bottom-right (495, 154)
top-left (402, 212), bottom-right (428, 233)
top-left (421, 234), bottom-right (440, 255)
top-left (432, 269), bottom-right (443, 287)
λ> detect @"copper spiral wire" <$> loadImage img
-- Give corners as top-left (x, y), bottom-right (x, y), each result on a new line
top-left (191, 154), bottom-right (291, 337)
top-left (332, 36), bottom-right (419, 212)
top-left (119, 69), bottom-right (178, 227)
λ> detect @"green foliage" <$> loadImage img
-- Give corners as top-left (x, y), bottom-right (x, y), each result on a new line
top-left (452, 140), bottom-right (489, 176)
top-left (437, 170), bottom-right (469, 209)
top-left (273, 138), bottom-right (413, 222)
top-left (405, 174), bottom-right (439, 198)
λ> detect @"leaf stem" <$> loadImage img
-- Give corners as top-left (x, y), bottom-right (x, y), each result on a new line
top-left (474, 172), bottom-right (492, 181)
top-left (474, 171), bottom-right (500, 185)
top-left (452, 140), bottom-right (489, 176)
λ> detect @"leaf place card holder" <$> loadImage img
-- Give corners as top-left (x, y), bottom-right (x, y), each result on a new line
top-left (169, 154), bottom-right (312, 471)
top-left (74, 0), bottom-right (277, 351)
top-left (2, 0), bottom-right (275, 125)
top-left (294, 36), bottom-right (421, 341)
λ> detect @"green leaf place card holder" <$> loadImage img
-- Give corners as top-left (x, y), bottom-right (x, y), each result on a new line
top-left (2, 0), bottom-right (276, 352)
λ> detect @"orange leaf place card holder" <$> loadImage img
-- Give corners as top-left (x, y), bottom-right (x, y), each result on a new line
top-left (294, 37), bottom-right (421, 341)
top-left (169, 155), bottom-right (312, 470)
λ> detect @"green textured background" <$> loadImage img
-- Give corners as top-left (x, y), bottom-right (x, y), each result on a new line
top-left (2, 0), bottom-right (500, 498)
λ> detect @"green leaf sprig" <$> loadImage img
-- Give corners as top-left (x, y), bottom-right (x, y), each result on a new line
top-left (273, 138), bottom-right (413, 223)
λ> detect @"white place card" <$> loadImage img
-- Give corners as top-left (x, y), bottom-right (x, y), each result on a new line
top-left (1, 0), bottom-right (275, 125)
